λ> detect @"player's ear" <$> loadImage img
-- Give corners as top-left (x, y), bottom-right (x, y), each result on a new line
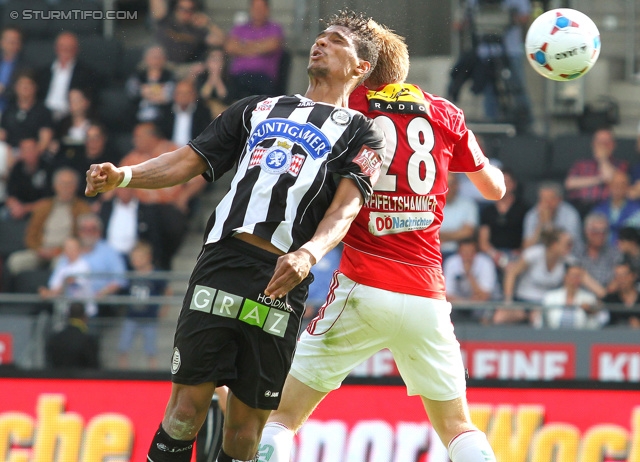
top-left (354, 59), bottom-right (371, 79)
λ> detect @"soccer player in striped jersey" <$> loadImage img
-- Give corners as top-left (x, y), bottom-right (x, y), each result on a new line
top-left (257, 22), bottom-right (504, 462)
top-left (85, 11), bottom-right (385, 462)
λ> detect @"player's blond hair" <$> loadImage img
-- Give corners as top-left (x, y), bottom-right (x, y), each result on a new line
top-left (366, 20), bottom-right (410, 88)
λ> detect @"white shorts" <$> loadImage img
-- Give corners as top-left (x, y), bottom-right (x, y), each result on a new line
top-left (290, 272), bottom-right (466, 401)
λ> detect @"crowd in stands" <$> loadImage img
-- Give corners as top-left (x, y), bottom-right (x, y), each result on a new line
top-left (0, 0), bottom-right (290, 368)
top-left (0, 0), bottom-right (638, 372)
top-left (444, 127), bottom-right (640, 330)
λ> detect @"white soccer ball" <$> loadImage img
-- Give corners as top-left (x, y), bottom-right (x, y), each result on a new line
top-left (525, 8), bottom-right (601, 81)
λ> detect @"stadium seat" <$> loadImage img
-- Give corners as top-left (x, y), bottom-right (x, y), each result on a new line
top-left (0, 219), bottom-right (28, 260)
top-left (22, 39), bottom-right (56, 70)
top-left (615, 138), bottom-right (638, 166)
top-left (49, 0), bottom-right (103, 37)
top-left (1, 0), bottom-right (52, 39)
top-left (493, 135), bottom-right (550, 180)
top-left (549, 134), bottom-right (593, 180)
top-left (97, 86), bottom-right (135, 134)
top-left (118, 46), bottom-right (145, 83)
top-left (274, 48), bottom-right (292, 95)
top-left (78, 36), bottom-right (122, 85)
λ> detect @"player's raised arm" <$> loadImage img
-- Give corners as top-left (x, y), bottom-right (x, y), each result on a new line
top-left (465, 162), bottom-right (506, 201)
top-left (85, 144), bottom-right (208, 197)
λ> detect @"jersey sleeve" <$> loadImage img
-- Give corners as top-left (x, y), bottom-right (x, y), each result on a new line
top-left (189, 95), bottom-right (266, 182)
top-left (449, 128), bottom-right (488, 173)
top-left (335, 115), bottom-right (386, 202)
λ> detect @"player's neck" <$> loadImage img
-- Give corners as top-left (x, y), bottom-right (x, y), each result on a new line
top-left (304, 79), bottom-right (352, 107)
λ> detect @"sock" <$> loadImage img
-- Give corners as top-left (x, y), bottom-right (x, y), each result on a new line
top-left (147, 423), bottom-right (195, 462)
top-left (216, 448), bottom-right (257, 462)
top-left (257, 422), bottom-right (294, 462)
top-left (448, 430), bottom-right (496, 462)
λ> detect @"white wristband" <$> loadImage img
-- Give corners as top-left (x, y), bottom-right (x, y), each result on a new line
top-left (300, 241), bottom-right (322, 264)
top-left (117, 166), bottom-right (132, 188)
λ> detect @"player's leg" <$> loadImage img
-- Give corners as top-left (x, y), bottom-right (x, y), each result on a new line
top-left (390, 295), bottom-right (496, 462)
top-left (196, 388), bottom-right (227, 462)
top-left (421, 396), bottom-right (495, 462)
top-left (117, 318), bottom-right (136, 369)
top-left (148, 381), bottom-right (216, 462)
top-left (259, 273), bottom-right (393, 462)
top-left (259, 375), bottom-right (328, 462)
top-left (218, 390), bottom-right (271, 461)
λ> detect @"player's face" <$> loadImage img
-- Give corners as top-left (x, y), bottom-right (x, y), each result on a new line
top-left (308, 26), bottom-right (362, 82)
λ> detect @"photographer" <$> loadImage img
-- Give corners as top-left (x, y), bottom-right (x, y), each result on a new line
top-left (450, 0), bottom-right (533, 131)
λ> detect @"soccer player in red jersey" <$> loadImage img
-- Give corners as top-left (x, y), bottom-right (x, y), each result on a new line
top-left (258, 21), bottom-right (505, 462)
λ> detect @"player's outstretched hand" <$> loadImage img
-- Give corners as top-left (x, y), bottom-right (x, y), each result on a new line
top-left (264, 250), bottom-right (314, 299)
top-left (85, 163), bottom-right (123, 197)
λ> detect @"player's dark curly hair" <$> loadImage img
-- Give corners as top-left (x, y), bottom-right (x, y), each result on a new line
top-left (324, 10), bottom-right (378, 82)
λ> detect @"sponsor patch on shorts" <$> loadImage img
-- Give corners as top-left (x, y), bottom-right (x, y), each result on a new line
top-left (189, 285), bottom-right (291, 337)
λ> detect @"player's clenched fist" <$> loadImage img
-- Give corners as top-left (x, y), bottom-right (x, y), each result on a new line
top-left (85, 162), bottom-right (125, 197)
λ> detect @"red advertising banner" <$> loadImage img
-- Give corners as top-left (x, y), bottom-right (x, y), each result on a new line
top-left (461, 341), bottom-right (576, 380)
top-left (1, 377), bottom-right (639, 461)
top-left (591, 344), bottom-right (640, 381)
top-left (0, 334), bottom-right (12, 364)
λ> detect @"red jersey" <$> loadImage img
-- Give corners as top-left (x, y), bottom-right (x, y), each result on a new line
top-left (341, 84), bottom-right (487, 299)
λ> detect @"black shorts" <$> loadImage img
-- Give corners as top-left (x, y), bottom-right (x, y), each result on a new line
top-left (171, 237), bottom-right (311, 409)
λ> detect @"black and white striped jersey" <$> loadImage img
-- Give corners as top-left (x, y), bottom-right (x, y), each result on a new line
top-left (189, 93), bottom-right (385, 253)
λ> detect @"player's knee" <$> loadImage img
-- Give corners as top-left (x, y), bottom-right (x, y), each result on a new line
top-left (222, 426), bottom-right (261, 459)
top-left (163, 402), bottom-right (202, 440)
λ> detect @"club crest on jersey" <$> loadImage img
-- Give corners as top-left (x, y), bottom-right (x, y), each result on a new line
top-left (248, 118), bottom-right (331, 160)
top-left (330, 108), bottom-right (351, 125)
top-left (261, 145), bottom-right (292, 174)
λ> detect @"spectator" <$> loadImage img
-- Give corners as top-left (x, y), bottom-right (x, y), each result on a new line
top-left (592, 170), bottom-right (640, 245)
top-left (4, 138), bottom-right (53, 220)
top-left (149, 0), bottom-right (225, 77)
top-left (225, 0), bottom-right (285, 100)
top-left (0, 72), bottom-right (54, 152)
top-left (450, 0), bottom-right (532, 130)
top-left (497, 228), bottom-right (573, 325)
top-left (100, 187), bottom-right (153, 267)
top-left (602, 262), bottom-right (640, 328)
top-left (117, 241), bottom-right (170, 370)
top-left (440, 172), bottom-right (480, 259)
top-left (52, 87), bottom-right (96, 149)
top-left (194, 47), bottom-right (231, 117)
top-left (126, 45), bottom-right (176, 123)
top-left (0, 27), bottom-right (26, 113)
top-left (120, 122), bottom-right (206, 269)
top-left (5, 167), bottom-right (90, 276)
top-left (564, 128), bottom-right (628, 217)
top-left (54, 123), bottom-right (117, 199)
top-left (478, 168), bottom-right (527, 269)
top-left (0, 140), bottom-right (12, 207)
top-left (522, 181), bottom-right (582, 249)
top-left (38, 236), bottom-right (97, 317)
top-left (302, 244), bottom-right (342, 335)
top-left (39, 32), bottom-right (95, 121)
top-left (616, 227), bottom-right (640, 274)
top-left (542, 262), bottom-right (606, 329)
top-left (572, 212), bottom-right (619, 298)
top-left (443, 237), bottom-right (498, 323)
top-left (76, 213), bottom-right (127, 315)
top-left (45, 302), bottom-right (100, 369)
top-left (156, 79), bottom-right (211, 147)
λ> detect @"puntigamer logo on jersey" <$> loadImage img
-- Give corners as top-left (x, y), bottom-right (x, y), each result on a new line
top-left (248, 118), bottom-right (331, 160)
top-left (189, 285), bottom-right (291, 337)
